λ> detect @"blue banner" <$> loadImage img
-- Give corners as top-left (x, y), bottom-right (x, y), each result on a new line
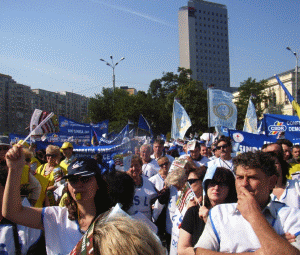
top-left (263, 114), bottom-right (300, 141)
top-left (91, 120), bottom-right (109, 139)
top-left (138, 115), bottom-right (153, 135)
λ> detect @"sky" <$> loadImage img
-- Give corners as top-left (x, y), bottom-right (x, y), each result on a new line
top-left (1, 0), bottom-right (299, 98)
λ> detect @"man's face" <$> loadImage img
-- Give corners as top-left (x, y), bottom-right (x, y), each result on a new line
top-left (235, 165), bottom-right (277, 208)
top-left (190, 147), bottom-right (200, 160)
top-left (216, 141), bottom-right (231, 160)
top-left (153, 143), bottom-right (163, 156)
top-left (62, 147), bottom-right (73, 159)
top-left (140, 147), bottom-right (151, 161)
top-left (200, 146), bottom-right (208, 157)
top-left (292, 148), bottom-right (300, 160)
top-left (281, 144), bottom-right (291, 161)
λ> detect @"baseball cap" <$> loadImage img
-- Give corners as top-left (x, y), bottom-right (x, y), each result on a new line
top-left (63, 158), bottom-right (100, 179)
top-left (0, 136), bottom-right (11, 146)
top-left (61, 142), bottom-right (73, 149)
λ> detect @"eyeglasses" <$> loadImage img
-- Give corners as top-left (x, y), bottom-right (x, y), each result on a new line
top-left (68, 176), bottom-right (92, 184)
top-left (187, 178), bottom-right (201, 185)
top-left (216, 144), bottom-right (229, 150)
top-left (46, 154), bottom-right (57, 158)
top-left (159, 162), bottom-right (169, 167)
top-left (208, 180), bottom-right (228, 187)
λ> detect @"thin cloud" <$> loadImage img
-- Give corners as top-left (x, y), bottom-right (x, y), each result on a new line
top-left (90, 0), bottom-right (176, 28)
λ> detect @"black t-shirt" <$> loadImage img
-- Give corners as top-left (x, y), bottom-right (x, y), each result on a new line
top-left (180, 205), bottom-right (206, 246)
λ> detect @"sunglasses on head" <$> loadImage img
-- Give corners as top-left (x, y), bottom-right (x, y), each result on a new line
top-left (159, 162), bottom-right (169, 167)
top-left (187, 178), bottom-right (201, 185)
top-left (46, 154), bottom-right (57, 158)
top-left (68, 176), bottom-right (92, 184)
top-left (216, 144), bottom-right (229, 150)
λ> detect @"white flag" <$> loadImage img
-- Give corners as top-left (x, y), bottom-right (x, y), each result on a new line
top-left (243, 98), bottom-right (257, 134)
top-left (171, 99), bottom-right (192, 140)
top-left (208, 89), bottom-right (237, 129)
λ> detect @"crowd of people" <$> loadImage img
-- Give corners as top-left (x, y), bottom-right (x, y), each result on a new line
top-left (0, 134), bottom-right (300, 254)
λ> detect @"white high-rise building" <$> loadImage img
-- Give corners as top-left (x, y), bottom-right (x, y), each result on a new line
top-left (179, 0), bottom-right (233, 91)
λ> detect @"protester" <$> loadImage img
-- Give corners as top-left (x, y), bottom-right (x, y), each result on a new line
top-left (276, 139), bottom-right (293, 162)
top-left (195, 151), bottom-right (300, 254)
top-left (126, 155), bottom-right (157, 221)
top-left (0, 166), bottom-right (44, 254)
top-left (178, 167), bottom-right (237, 255)
top-left (288, 145), bottom-right (300, 180)
top-left (200, 144), bottom-right (209, 158)
top-left (3, 146), bottom-right (111, 255)
top-left (34, 145), bottom-right (67, 207)
top-left (185, 141), bottom-right (209, 167)
top-left (60, 142), bottom-right (77, 169)
top-left (140, 144), bottom-right (159, 178)
top-left (151, 139), bottom-right (174, 164)
top-left (266, 151), bottom-right (300, 209)
top-left (207, 137), bottom-right (233, 172)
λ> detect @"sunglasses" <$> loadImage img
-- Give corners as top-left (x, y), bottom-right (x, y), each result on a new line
top-left (187, 178), bottom-right (201, 185)
top-left (216, 144), bottom-right (229, 150)
top-left (25, 158), bottom-right (31, 163)
top-left (46, 154), bottom-right (57, 158)
top-left (208, 180), bottom-right (228, 187)
top-left (0, 146), bottom-right (10, 152)
top-left (159, 162), bottom-right (169, 167)
top-left (68, 176), bottom-right (92, 184)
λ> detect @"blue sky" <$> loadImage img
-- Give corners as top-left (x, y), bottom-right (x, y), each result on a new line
top-left (1, 0), bottom-right (299, 97)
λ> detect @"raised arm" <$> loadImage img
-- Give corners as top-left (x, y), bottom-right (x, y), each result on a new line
top-left (2, 145), bottom-right (44, 230)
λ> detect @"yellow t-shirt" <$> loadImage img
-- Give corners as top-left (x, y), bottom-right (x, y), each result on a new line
top-left (34, 163), bottom-right (67, 208)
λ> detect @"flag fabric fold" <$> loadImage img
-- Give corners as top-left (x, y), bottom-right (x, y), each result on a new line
top-left (243, 98), bottom-right (258, 134)
top-left (171, 99), bottom-right (192, 140)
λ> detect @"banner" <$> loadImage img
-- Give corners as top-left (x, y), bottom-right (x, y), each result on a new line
top-left (91, 120), bottom-right (109, 140)
top-left (243, 98), bottom-right (257, 134)
top-left (30, 109), bottom-right (59, 135)
top-left (208, 89), bottom-right (237, 129)
top-left (171, 99), bottom-right (192, 140)
top-left (263, 114), bottom-right (300, 141)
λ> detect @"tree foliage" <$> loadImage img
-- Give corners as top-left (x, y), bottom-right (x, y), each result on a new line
top-left (89, 68), bottom-right (209, 136)
top-left (235, 78), bottom-right (271, 130)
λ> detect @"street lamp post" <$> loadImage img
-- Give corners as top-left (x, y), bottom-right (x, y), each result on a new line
top-left (286, 47), bottom-right (299, 103)
top-left (100, 56), bottom-right (125, 92)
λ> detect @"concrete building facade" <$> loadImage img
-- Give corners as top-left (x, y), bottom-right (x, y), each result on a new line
top-left (179, 0), bottom-right (233, 91)
top-left (0, 74), bottom-right (90, 135)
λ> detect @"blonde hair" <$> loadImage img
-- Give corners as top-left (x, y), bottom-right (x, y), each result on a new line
top-left (45, 145), bottom-right (60, 155)
top-left (165, 167), bottom-right (188, 190)
top-left (93, 216), bottom-right (165, 255)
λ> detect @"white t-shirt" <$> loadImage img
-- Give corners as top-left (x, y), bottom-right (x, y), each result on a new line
top-left (42, 206), bottom-right (83, 255)
top-left (271, 180), bottom-right (300, 209)
top-left (179, 154), bottom-right (209, 167)
top-left (0, 221), bottom-right (42, 254)
top-left (142, 159), bottom-right (159, 178)
top-left (207, 157), bottom-right (233, 172)
top-left (149, 173), bottom-right (165, 221)
top-left (127, 176), bottom-right (157, 221)
top-left (195, 201), bottom-right (300, 252)
top-left (166, 186), bottom-right (179, 235)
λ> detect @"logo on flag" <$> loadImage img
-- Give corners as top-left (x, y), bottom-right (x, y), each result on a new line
top-left (233, 133), bottom-right (244, 143)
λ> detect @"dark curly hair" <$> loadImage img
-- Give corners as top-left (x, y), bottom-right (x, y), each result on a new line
top-left (233, 151), bottom-right (279, 178)
top-left (64, 173), bottom-right (110, 221)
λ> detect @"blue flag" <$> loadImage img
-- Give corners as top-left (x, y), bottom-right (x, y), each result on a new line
top-left (138, 115), bottom-right (153, 136)
top-left (243, 98), bottom-right (257, 134)
top-left (275, 74), bottom-right (300, 120)
top-left (208, 89), bottom-right (237, 129)
top-left (171, 99), bottom-right (192, 140)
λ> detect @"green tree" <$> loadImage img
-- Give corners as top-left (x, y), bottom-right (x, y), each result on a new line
top-left (235, 78), bottom-right (271, 130)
